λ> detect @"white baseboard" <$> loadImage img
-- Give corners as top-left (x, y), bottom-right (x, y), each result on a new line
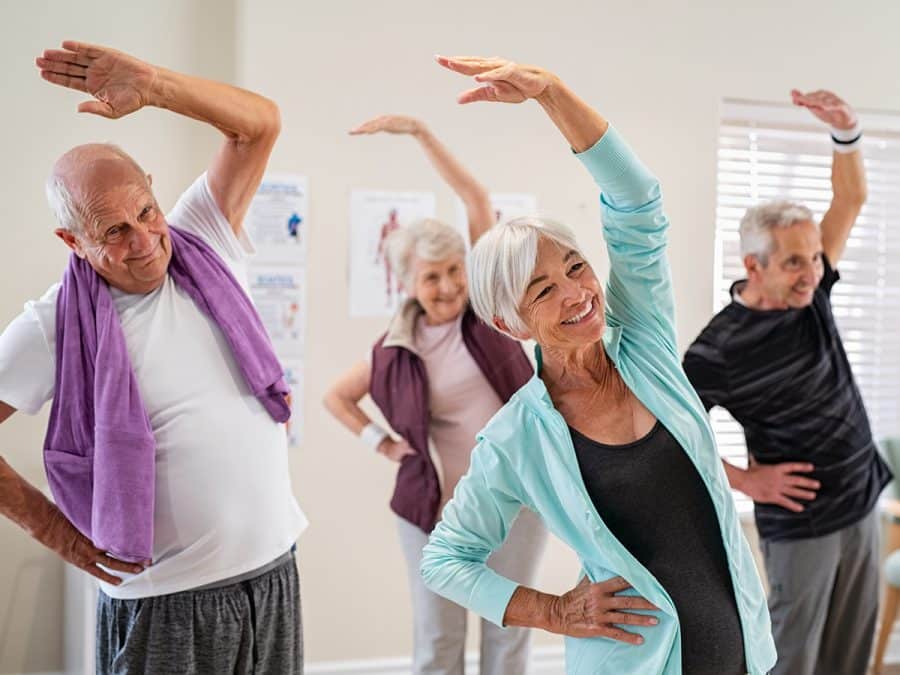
top-left (41, 636), bottom-right (900, 675)
top-left (50, 621), bottom-right (900, 674)
top-left (25, 651), bottom-right (566, 675)
top-left (306, 645), bottom-right (566, 674)
top-left (306, 636), bottom-right (900, 675)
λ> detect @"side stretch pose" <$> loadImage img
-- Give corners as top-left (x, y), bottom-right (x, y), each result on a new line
top-left (325, 114), bottom-right (547, 675)
top-left (420, 55), bottom-right (776, 675)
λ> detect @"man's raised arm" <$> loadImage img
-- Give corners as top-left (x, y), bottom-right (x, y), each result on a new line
top-left (36, 40), bottom-right (281, 236)
top-left (792, 89), bottom-right (867, 266)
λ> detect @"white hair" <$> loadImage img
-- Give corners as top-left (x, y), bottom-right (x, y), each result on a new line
top-left (467, 216), bottom-right (583, 336)
top-left (739, 200), bottom-right (816, 265)
top-left (385, 218), bottom-right (467, 288)
top-left (45, 143), bottom-right (146, 234)
top-left (45, 175), bottom-right (84, 234)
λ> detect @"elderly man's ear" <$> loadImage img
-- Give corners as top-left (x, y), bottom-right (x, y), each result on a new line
top-left (743, 254), bottom-right (766, 284)
top-left (54, 229), bottom-right (88, 259)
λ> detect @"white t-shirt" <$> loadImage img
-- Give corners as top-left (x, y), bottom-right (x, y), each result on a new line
top-left (0, 174), bottom-right (307, 599)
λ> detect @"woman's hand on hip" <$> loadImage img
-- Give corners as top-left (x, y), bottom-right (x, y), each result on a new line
top-left (377, 437), bottom-right (416, 462)
top-left (551, 576), bottom-right (660, 643)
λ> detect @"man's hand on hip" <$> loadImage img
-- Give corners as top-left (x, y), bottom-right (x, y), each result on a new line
top-left (33, 503), bottom-right (148, 585)
top-left (739, 461), bottom-right (820, 513)
top-left (1, 453), bottom-right (146, 585)
top-left (36, 41), bottom-right (158, 119)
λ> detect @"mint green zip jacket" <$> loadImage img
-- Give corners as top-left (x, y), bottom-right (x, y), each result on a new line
top-left (420, 126), bottom-right (776, 675)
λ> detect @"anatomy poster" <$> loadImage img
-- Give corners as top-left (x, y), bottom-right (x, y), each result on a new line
top-left (349, 190), bottom-right (436, 317)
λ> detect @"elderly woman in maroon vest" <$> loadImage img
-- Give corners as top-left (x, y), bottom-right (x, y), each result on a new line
top-left (324, 115), bottom-right (547, 675)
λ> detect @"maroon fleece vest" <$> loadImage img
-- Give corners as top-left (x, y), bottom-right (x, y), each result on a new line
top-left (369, 306), bottom-right (532, 532)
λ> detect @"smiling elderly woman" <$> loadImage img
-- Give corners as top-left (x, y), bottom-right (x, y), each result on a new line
top-left (323, 116), bottom-right (547, 675)
top-left (419, 56), bottom-right (776, 675)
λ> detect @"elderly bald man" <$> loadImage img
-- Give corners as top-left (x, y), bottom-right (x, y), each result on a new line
top-left (0, 41), bottom-right (306, 674)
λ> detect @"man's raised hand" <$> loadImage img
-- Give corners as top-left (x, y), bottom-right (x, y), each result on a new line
top-left (791, 89), bottom-right (858, 131)
top-left (36, 41), bottom-right (157, 119)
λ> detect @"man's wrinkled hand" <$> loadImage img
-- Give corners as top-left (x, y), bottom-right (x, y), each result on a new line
top-left (791, 89), bottom-right (858, 131)
top-left (34, 506), bottom-right (147, 584)
top-left (739, 461), bottom-right (820, 513)
top-left (36, 40), bottom-right (158, 119)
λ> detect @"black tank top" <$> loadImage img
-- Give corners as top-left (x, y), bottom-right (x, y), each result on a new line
top-left (570, 421), bottom-right (745, 674)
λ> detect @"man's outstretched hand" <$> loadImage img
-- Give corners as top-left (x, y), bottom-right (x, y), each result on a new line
top-left (36, 41), bottom-right (158, 119)
top-left (791, 89), bottom-right (858, 131)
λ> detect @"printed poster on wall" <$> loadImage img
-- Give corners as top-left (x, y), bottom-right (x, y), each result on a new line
top-left (245, 174), bottom-right (309, 263)
top-left (248, 266), bottom-right (304, 358)
top-left (244, 174), bottom-right (308, 445)
top-left (349, 189), bottom-right (436, 317)
top-left (282, 360), bottom-right (304, 448)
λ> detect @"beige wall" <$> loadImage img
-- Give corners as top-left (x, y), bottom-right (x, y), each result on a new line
top-left (0, 2), bottom-right (234, 673)
top-left (2, 0), bottom-right (900, 671)
top-left (237, 0), bottom-right (900, 664)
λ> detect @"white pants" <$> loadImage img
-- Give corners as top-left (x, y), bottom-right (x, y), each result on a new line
top-left (396, 508), bottom-right (548, 675)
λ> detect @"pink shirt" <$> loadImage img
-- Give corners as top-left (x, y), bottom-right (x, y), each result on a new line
top-left (414, 314), bottom-right (505, 510)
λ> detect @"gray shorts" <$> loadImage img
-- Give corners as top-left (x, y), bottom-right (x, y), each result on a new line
top-left (96, 550), bottom-right (302, 674)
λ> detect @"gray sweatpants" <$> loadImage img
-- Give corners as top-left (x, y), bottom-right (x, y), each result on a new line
top-left (397, 508), bottom-right (547, 675)
top-left (96, 550), bottom-right (302, 675)
top-left (761, 510), bottom-right (879, 675)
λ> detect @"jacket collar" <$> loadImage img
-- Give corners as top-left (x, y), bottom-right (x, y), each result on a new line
top-left (382, 299), bottom-right (474, 355)
top-left (382, 298), bottom-right (423, 354)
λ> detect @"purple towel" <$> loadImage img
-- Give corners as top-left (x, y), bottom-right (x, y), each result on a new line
top-left (43, 226), bottom-right (290, 563)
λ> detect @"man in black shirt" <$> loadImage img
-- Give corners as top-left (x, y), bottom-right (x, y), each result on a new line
top-left (684, 89), bottom-right (891, 675)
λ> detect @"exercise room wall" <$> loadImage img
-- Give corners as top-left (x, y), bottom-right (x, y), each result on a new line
top-left (235, 0), bottom-right (900, 663)
top-left (2, 0), bottom-right (899, 672)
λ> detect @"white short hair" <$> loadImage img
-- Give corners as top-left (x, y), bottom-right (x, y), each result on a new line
top-left (385, 218), bottom-right (466, 288)
top-left (467, 216), bottom-right (582, 335)
top-left (739, 200), bottom-right (816, 265)
top-left (45, 175), bottom-right (84, 234)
